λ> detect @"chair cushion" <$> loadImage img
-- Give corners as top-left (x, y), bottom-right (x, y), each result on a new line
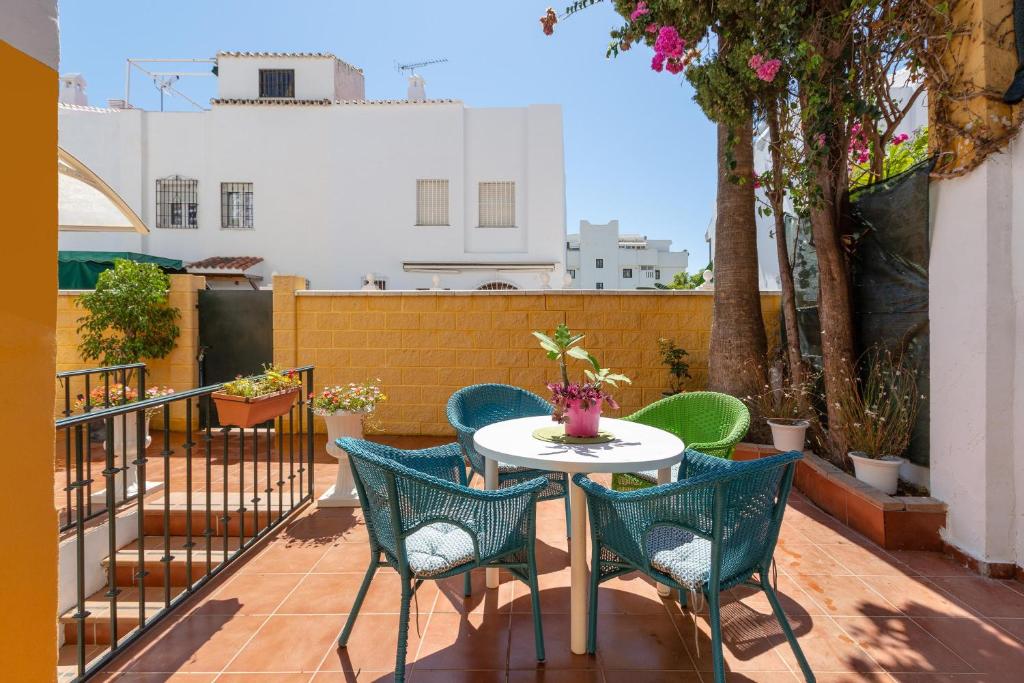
top-left (645, 524), bottom-right (712, 590)
top-left (405, 522), bottom-right (475, 577)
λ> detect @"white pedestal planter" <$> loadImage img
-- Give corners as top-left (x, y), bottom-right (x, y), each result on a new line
top-left (849, 451), bottom-right (902, 495)
top-left (767, 419), bottom-right (809, 452)
top-left (90, 412), bottom-right (163, 506)
top-left (318, 412), bottom-right (364, 508)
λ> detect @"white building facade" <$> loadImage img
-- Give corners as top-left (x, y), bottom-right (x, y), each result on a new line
top-left (565, 220), bottom-right (688, 289)
top-left (57, 52), bottom-right (567, 290)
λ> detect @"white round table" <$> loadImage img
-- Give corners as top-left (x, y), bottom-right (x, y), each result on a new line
top-left (473, 415), bottom-right (684, 655)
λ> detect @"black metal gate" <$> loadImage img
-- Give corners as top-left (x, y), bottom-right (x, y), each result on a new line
top-left (198, 289), bottom-right (273, 426)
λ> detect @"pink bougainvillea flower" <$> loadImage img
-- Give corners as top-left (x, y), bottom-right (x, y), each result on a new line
top-left (654, 26), bottom-right (684, 58)
top-left (755, 58), bottom-right (781, 82)
top-left (540, 7), bottom-right (558, 35)
top-left (748, 54), bottom-right (764, 70)
top-left (630, 1), bottom-right (650, 21)
top-left (753, 177), bottom-right (762, 189)
top-left (665, 58), bottom-right (685, 74)
top-left (651, 53), bottom-right (666, 72)
top-left (646, 23), bottom-right (658, 33)
top-left (891, 132), bottom-right (910, 146)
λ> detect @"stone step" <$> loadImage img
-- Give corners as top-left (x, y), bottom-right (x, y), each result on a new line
top-left (142, 490), bottom-right (306, 536)
top-left (103, 535), bottom-right (244, 587)
top-left (59, 586), bottom-right (187, 645)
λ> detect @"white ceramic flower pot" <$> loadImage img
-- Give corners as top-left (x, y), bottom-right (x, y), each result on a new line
top-left (319, 411), bottom-right (365, 507)
top-left (97, 412), bottom-right (153, 504)
top-left (767, 419), bottom-right (809, 452)
top-left (849, 451), bottom-right (902, 495)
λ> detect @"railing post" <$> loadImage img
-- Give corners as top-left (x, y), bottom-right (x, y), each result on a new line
top-left (306, 367), bottom-right (315, 500)
top-left (72, 424), bottom-right (88, 679)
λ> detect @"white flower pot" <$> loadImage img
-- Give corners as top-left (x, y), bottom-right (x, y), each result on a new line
top-left (96, 412), bottom-right (154, 504)
top-left (767, 419), bottom-right (809, 452)
top-left (849, 451), bottom-right (902, 495)
top-left (319, 411), bottom-right (365, 507)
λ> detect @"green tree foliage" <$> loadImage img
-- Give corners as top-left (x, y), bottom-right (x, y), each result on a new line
top-left (76, 259), bottom-right (181, 366)
top-left (666, 262), bottom-right (712, 290)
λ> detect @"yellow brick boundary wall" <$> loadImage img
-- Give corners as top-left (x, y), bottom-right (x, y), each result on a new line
top-left (56, 274), bottom-right (205, 430)
top-left (273, 275), bottom-right (781, 436)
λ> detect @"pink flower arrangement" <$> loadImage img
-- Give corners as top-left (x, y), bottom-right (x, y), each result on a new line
top-left (547, 382), bottom-right (619, 420)
top-left (748, 54), bottom-right (781, 82)
top-left (629, 1), bottom-right (650, 21)
top-left (650, 26), bottom-right (688, 74)
top-left (891, 132), bottom-right (910, 146)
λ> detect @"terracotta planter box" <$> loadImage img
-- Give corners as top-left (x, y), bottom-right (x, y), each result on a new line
top-left (212, 388), bottom-right (299, 429)
top-left (734, 443), bottom-right (946, 551)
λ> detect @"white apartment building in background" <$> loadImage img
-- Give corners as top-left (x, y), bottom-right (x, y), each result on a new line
top-left (57, 52), bottom-right (567, 290)
top-left (565, 220), bottom-right (688, 289)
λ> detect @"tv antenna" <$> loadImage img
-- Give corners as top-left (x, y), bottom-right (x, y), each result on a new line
top-left (124, 57), bottom-right (215, 111)
top-left (395, 58), bottom-right (448, 76)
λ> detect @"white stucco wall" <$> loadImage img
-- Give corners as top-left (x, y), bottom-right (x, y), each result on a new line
top-left (57, 96), bottom-right (566, 290)
top-left (0, 0), bottom-right (59, 70)
top-left (929, 134), bottom-right (1023, 568)
top-left (566, 220), bottom-right (688, 289)
top-left (216, 55), bottom-right (364, 100)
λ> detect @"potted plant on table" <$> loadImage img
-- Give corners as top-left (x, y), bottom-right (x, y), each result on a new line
top-left (533, 324), bottom-right (631, 438)
top-left (212, 365), bottom-right (303, 428)
top-left (657, 337), bottom-right (691, 396)
top-left (312, 379), bottom-right (387, 507)
top-left (835, 349), bottom-right (921, 495)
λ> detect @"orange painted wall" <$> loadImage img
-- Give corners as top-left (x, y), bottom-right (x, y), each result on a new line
top-left (0, 38), bottom-right (59, 678)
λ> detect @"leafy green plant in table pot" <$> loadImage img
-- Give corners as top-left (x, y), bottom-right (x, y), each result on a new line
top-left (832, 348), bottom-right (921, 495)
top-left (657, 337), bottom-right (691, 396)
top-left (533, 324), bottom-right (631, 438)
top-left (76, 258), bottom-right (181, 441)
top-left (212, 365), bottom-right (303, 428)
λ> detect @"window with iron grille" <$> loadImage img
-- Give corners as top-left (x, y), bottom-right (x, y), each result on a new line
top-left (155, 176), bottom-right (198, 229)
top-left (596, 282), bottom-right (604, 290)
top-left (622, 268), bottom-right (633, 278)
top-left (656, 269), bottom-right (661, 279)
top-left (596, 258), bottom-right (604, 269)
top-left (478, 181), bottom-right (515, 227)
top-left (416, 179), bottom-right (449, 226)
top-left (641, 265), bottom-right (656, 279)
top-left (567, 269), bottom-right (576, 279)
top-left (221, 182), bottom-right (253, 229)
top-left (259, 69), bottom-right (295, 98)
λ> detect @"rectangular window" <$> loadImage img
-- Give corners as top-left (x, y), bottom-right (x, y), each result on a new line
top-left (259, 69), bottom-right (295, 98)
top-left (656, 269), bottom-right (661, 279)
top-left (567, 269), bottom-right (576, 278)
top-left (221, 182), bottom-right (254, 229)
top-left (595, 282), bottom-right (604, 290)
top-left (156, 177), bottom-right (198, 229)
top-left (641, 265), bottom-right (656, 279)
top-left (478, 181), bottom-right (515, 227)
top-left (595, 258), bottom-right (604, 269)
top-left (416, 179), bottom-right (449, 226)
top-left (622, 268), bottom-right (632, 278)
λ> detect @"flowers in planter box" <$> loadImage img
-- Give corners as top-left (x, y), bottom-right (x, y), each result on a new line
top-left (75, 383), bottom-right (175, 413)
top-left (312, 379), bottom-right (387, 416)
top-left (221, 365), bottom-right (302, 399)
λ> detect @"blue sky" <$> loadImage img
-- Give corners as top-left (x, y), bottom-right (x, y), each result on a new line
top-left (58, 0), bottom-right (716, 265)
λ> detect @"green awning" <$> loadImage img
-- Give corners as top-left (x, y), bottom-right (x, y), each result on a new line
top-left (58, 251), bottom-right (185, 289)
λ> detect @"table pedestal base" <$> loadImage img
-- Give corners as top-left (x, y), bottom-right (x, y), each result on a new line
top-left (569, 479), bottom-right (589, 654)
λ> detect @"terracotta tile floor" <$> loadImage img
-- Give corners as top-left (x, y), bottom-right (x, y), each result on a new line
top-left (76, 435), bottom-right (1024, 682)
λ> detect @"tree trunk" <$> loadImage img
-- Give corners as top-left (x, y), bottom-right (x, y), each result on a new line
top-left (707, 114), bottom-right (767, 397)
top-left (766, 103), bottom-right (803, 385)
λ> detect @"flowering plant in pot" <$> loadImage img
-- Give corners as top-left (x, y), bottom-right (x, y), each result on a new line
top-left (312, 379), bottom-right (387, 507)
top-left (213, 365), bottom-right (303, 428)
top-left (533, 324), bottom-right (631, 437)
top-left (744, 359), bottom-right (817, 452)
top-left (833, 349), bottom-right (921, 495)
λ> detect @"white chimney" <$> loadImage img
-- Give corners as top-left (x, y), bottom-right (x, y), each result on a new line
top-left (58, 74), bottom-right (88, 106)
top-left (407, 75), bottom-right (426, 102)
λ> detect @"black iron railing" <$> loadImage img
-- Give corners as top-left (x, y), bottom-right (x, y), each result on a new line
top-left (56, 365), bottom-right (315, 681)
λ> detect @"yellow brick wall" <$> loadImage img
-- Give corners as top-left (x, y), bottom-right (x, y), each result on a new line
top-left (288, 287), bottom-right (780, 436)
top-left (55, 274), bottom-right (205, 429)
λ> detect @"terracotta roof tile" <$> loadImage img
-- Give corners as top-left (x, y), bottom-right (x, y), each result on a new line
top-left (186, 256), bottom-right (264, 272)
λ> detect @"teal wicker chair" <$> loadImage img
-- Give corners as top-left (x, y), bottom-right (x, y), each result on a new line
top-left (612, 391), bottom-right (750, 491)
top-left (337, 438), bottom-right (547, 680)
top-left (447, 384), bottom-right (572, 535)
top-left (575, 449), bottom-right (813, 683)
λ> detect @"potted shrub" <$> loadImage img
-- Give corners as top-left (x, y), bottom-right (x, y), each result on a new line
top-left (745, 363), bottom-right (816, 452)
top-left (75, 383), bottom-right (174, 501)
top-left (657, 337), bottom-right (691, 396)
top-left (76, 259), bottom-right (181, 441)
top-left (212, 365), bottom-right (303, 428)
top-left (534, 324), bottom-right (631, 437)
top-left (312, 380), bottom-right (387, 507)
top-left (835, 349), bottom-right (921, 495)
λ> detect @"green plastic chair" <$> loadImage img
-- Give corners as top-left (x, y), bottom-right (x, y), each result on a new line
top-left (611, 391), bottom-right (750, 491)
top-left (575, 449), bottom-right (814, 683)
top-left (337, 438), bottom-right (547, 681)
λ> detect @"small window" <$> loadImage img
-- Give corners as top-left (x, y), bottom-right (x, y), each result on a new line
top-left (640, 265), bottom-right (656, 279)
top-left (595, 258), bottom-right (604, 269)
top-left (259, 69), bottom-right (295, 98)
top-left (478, 181), bottom-right (515, 227)
top-left (416, 179), bottom-right (449, 226)
top-left (362, 276), bottom-right (387, 290)
top-left (595, 282), bottom-right (604, 290)
top-left (655, 269), bottom-right (661, 279)
top-left (622, 268), bottom-right (632, 278)
top-left (477, 281), bottom-right (518, 290)
top-left (567, 269), bottom-right (576, 279)
top-left (156, 176), bottom-right (198, 229)
top-left (221, 182), bottom-right (253, 229)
